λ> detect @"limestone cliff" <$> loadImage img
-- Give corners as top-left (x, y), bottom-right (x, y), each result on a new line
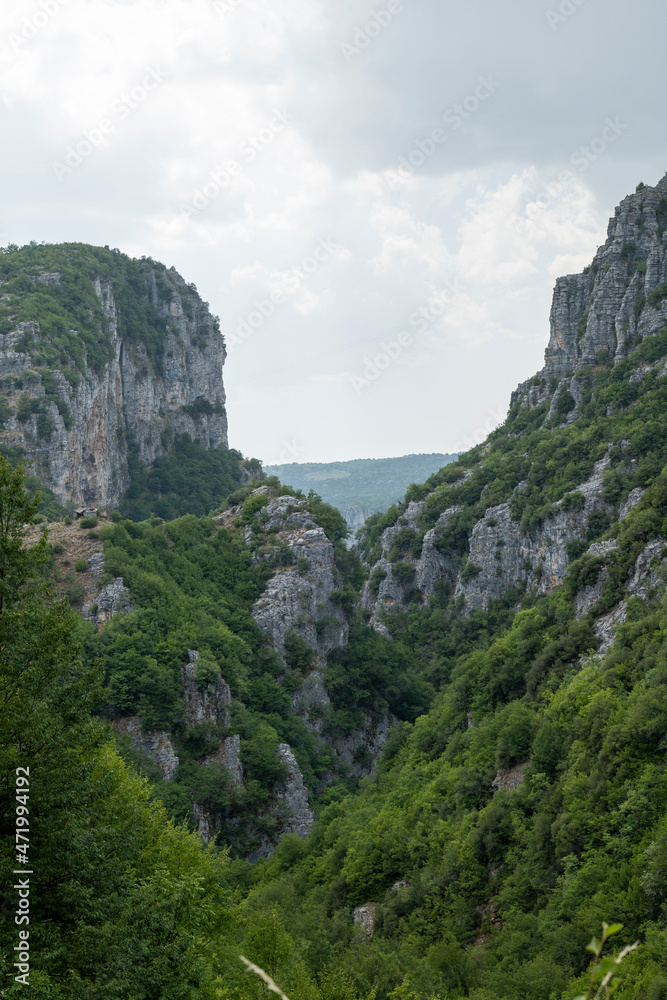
top-left (513, 174), bottom-right (667, 402)
top-left (359, 174), bottom-right (667, 636)
top-left (0, 244), bottom-right (228, 507)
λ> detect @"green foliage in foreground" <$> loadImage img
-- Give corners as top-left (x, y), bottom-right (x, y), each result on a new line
top-left (0, 456), bottom-right (376, 999)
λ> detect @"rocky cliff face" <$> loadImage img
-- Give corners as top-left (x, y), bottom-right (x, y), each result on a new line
top-left (0, 248), bottom-right (228, 507)
top-left (359, 175), bottom-right (667, 633)
top-left (514, 174), bottom-right (667, 393)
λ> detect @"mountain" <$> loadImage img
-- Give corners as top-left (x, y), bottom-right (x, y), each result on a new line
top-left (3, 174), bottom-right (667, 998)
top-left (0, 242), bottom-right (257, 518)
top-left (264, 454), bottom-right (458, 530)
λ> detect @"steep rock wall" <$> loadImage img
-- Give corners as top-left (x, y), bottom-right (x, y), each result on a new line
top-left (0, 261), bottom-right (227, 507)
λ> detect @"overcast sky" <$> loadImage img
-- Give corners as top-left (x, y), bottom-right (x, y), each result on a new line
top-left (1, 0), bottom-right (665, 464)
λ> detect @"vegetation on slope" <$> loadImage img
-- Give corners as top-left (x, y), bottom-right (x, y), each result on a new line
top-left (228, 479), bottom-right (667, 1000)
top-left (4, 261), bottom-right (667, 996)
top-left (265, 454), bottom-right (458, 519)
top-left (0, 241), bottom-right (204, 377)
top-left (359, 333), bottom-right (667, 571)
top-left (118, 434), bottom-right (249, 521)
top-left (0, 457), bottom-right (378, 1000)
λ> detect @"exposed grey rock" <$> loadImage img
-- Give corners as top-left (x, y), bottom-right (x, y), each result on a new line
top-left (325, 713), bottom-right (396, 783)
top-left (454, 459), bottom-right (612, 614)
top-left (181, 650), bottom-right (231, 728)
top-left (292, 670), bottom-right (331, 735)
top-left (587, 539), bottom-right (618, 558)
top-left (192, 803), bottom-right (215, 844)
top-left (370, 617), bottom-right (392, 639)
top-left (492, 761), bottom-right (528, 793)
top-left (82, 577), bottom-right (134, 626)
top-left (593, 603), bottom-right (629, 655)
top-left (574, 566), bottom-right (608, 619)
top-left (112, 716), bottom-right (179, 781)
top-left (593, 536), bottom-right (666, 652)
top-left (627, 536), bottom-right (666, 601)
top-left (343, 505), bottom-right (378, 534)
top-left (247, 743), bottom-right (315, 860)
top-left (414, 505), bottom-right (461, 599)
top-left (202, 735), bottom-right (244, 786)
top-left (87, 551), bottom-right (106, 579)
top-left (0, 266), bottom-right (227, 507)
top-left (251, 505), bottom-right (348, 660)
top-left (512, 175), bottom-right (667, 415)
top-left (360, 501), bottom-right (440, 613)
top-left (353, 903), bottom-right (376, 939)
top-left (35, 271), bottom-right (62, 287)
top-left (274, 743), bottom-right (315, 838)
top-left (619, 487), bottom-right (646, 519)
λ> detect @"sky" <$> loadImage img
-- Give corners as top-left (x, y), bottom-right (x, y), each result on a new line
top-left (0, 0), bottom-right (666, 465)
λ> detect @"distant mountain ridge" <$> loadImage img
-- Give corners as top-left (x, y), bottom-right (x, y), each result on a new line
top-left (264, 453), bottom-right (458, 529)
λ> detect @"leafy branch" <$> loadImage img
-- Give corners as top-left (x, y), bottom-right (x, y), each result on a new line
top-left (575, 922), bottom-right (639, 1000)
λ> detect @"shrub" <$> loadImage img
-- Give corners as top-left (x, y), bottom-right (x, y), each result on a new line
top-left (554, 390), bottom-right (576, 421)
top-left (369, 566), bottom-right (387, 597)
top-left (193, 658), bottom-right (221, 686)
top-left (16, 394), bottom-right (41, 423)
top-left (241, 492), bottom-right (270, 526)
top-left (393, 561), bottom-right (416, 588)
top-left (79, 516), bottom-right (98, 529)
top-left (74, 558), bottom-right (87, 572)
top-left (284, 631), bottom-right (315, 672)
top-left (52, 542), bottom-right (65, 555)
top-left (460, 560), bottom-right (482, 583)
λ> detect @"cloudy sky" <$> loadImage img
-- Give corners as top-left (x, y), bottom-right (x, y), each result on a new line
top-left (1, 0), bottom-right (665, 464)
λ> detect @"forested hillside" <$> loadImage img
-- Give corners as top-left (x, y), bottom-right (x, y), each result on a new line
top-left (2, 175), bottom-right (667, 998)
top-left (265, 454), bottom-right (458, 530)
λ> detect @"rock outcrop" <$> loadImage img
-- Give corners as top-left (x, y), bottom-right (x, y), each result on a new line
top-left (82, 577), bottom-right (134, 626)
top-left (181, 650), bottom-right (232, 728)
top-left (112, 716), bottom-right (179, 781)
top-left (453, 456), bottom-right (613, 614)
top-left (0, 251), bottom-right (228, 507)
top-left (250, 494), bottom-right (348, 662)
top-left (513, 174), bottom-right (667, 401)
top-left (593, 535), bottom-right (666, 653)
